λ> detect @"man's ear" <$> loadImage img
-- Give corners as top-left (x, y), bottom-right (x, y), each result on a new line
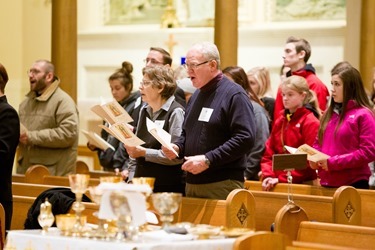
top-left (298, 50), bottom-right (306, 60)
top-left (46, 72), bottom-right (54, 82)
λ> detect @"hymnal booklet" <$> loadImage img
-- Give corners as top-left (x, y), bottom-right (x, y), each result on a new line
top-left (91, 99), bottom-right (133, 125)
top-left (146, 117), bottom-right (178, 157)
top-left (81, 129), bottom-right (115, 151)
top-left (88, 99), bottom-right (144, 147)
top-left (284, 144), bottom-right (330, 163)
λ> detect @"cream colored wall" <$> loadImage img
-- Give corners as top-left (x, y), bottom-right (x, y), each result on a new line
top-left (0, 0), bottom-right (51, 112)
top-left (1, 1), bottom-right (51, 172)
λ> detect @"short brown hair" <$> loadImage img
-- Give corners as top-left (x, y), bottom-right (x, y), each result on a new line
top-left (286, 36), bottom-right (311, 63)
top-left (150, 47), bottom-right (172, 66)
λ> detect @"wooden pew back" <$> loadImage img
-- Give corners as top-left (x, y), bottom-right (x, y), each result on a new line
top-left (233, 231), bottom-right (291, 250)
top-left (151, 189), bottom-right (256, 229)
top-left (12, 182), bottom-right (60, 197)
top-left (24, 164), bottom-right (50, 184)
top-left (296, 221), bottom-right (375, 249)
top-left (245, 180), bottom-right (337, 196)
top-left (274, 203), bottom-right (309, 241)
top-left (332, 186), bottom-right (361, 225)
top-left (42, 176), bottom-right (100, 187)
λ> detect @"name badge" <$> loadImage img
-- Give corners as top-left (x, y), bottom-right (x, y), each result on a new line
top-left (198, 108), bottom-right (213, 122)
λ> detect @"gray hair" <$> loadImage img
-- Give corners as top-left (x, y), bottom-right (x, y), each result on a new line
top-left (191, 42), bottom-right (221, 69)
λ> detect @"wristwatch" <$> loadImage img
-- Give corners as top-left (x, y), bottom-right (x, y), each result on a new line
top-left (204, 156), bottom-right (211, 167)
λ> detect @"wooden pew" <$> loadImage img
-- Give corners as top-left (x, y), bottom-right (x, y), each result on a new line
top-left (245, 180), bottom-right (337, 196)
top-left (11, 195), bottom-right (36, 230)
top-left (245, 181), bottom-right (375, 227)
top-left (11, 174), bottom-right (26, 183)
top-left (12, 163), bottom-right (113, 185)
top-left (11, 165), bottom-right (51, 184)
top-left (11, 189), bottom-right (256, 231)
top-left (12, 182), bottom-right (92, 201)
top-left (233, 231), bottom-right (291, 250)
top-left (11, 187), bottom-right (360, 231)
top-left (289, 241), bottom-right (363, 250)
top-left (295, 221), bottom-right (375, 249)
top-left (172, 189), bottom-right (256, 229)
top-left (42, 176), bottom-right (100, 187)
top-left (12, 182), bottom-right (59, 197)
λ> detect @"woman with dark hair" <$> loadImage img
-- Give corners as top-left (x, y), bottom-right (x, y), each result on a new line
top-left (223, 66), bottom-right (270, 180)
top-left (310, 61), bottom-right (375, 189)
top-left (87, 61), bottom-right (140, 172)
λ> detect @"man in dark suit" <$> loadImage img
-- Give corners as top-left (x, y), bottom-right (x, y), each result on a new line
top-left (0, 63), bottom-right (20, 230)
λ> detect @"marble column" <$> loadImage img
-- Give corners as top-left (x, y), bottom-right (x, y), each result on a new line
top-left (51, 0), bottom-right (77, 102)
top-left (360, 0), bottom-right (375, 90)
top-left (214, 0), bottom-right (238, 69)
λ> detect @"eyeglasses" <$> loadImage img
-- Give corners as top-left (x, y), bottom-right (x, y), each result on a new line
top-left (27, 69), bottom-right (42, 75)
top-left (143, 58), bottom-right (163, 65)
top-left (140, 80), bottom-right (153, 87)
top-left (183, 61), bottom-right (209, 70)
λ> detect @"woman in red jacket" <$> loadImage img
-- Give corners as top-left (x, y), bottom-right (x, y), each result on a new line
top-left (261, 75), bottom-right (320, 191)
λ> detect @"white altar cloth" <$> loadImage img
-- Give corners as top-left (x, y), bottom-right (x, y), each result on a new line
top-left (5, 228), bottom-right (235, 250)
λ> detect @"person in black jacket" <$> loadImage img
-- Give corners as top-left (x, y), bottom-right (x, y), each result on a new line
top-left (87, 61), bottom-right (140, 172)
top-left (0, 63), bottom-right (20, 230)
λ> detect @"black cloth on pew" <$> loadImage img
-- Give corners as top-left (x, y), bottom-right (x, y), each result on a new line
top-left (24, 187), bottom-right (91, 229)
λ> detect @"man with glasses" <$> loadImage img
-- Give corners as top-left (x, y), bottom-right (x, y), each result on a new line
top-left (163, 42), bottom-right (256, 199)
top-left (144, 47), bottom-right (186, 107)
top-left (18, 59), bottom-right (79, 176)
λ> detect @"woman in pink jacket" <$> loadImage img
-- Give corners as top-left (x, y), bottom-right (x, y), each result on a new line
top-left (261, 76), bottom-right (319, 191)
top-left (311, 61), bottom-right (375, 189)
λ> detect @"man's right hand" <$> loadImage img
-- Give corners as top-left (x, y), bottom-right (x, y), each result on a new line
top-left (162, 144), bottom-right (179, 159)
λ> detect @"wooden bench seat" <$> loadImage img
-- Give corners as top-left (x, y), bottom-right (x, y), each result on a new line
top-left (296, 221), bottom-right (375, 249)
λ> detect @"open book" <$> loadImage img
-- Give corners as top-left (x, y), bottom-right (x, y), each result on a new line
top-left (81, 129), bottom-right (115, 151)
top-left (99, 122), bottom-right (144, 147)
top-left (146, 118), bottom-right (178, 157)
top-left (91, 99), bottom-right (133, 125)
top-left (284, 144), bottom-right (330, 163)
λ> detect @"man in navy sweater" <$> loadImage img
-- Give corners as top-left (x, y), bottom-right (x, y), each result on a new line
top-left (163, 42), bottom-right (256, 199)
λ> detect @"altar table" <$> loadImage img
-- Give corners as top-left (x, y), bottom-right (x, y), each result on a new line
top-left (5, 228), bottom-right (235, 250)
